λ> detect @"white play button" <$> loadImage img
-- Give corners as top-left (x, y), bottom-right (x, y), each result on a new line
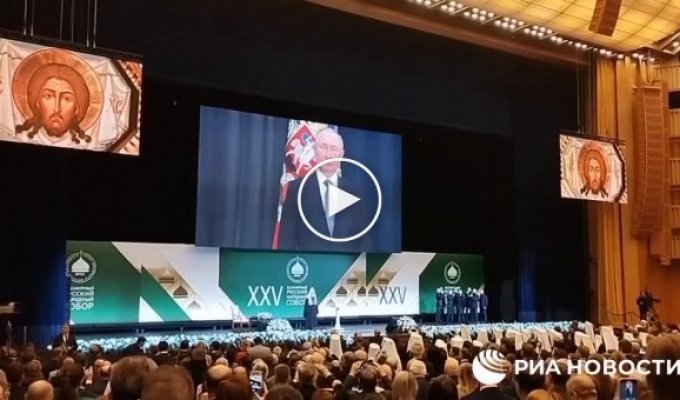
top-left (327, 184), bottom-right (360, 217)
top-left (298, 157), bottom-right (383, 243)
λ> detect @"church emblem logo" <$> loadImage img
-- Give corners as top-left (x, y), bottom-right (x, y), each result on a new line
top-left (66, 250), bottom-right (97, 283)
top-left (444, 261), bottom-right (461, 285)
top-left (286, 256), bottom-right (309, 284)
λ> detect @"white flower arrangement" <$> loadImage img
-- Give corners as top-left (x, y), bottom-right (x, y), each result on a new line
top-left (419, 321), bottom-right (573, 339)
top-left (75, 322), bottom-right (355, 353)
top-left (396, 316), bottom-right (418, 332)
top-left (266, 318), bottom-right (294, 333)
top-left (256, 312), bottom-right (274, 321)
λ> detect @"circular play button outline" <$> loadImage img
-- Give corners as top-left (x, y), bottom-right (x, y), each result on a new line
top-left (297, 157), bottom-right (382, 243)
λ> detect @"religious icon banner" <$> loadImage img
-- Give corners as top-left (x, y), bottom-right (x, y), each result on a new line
top-left (0, 37), bottom-right (142, 155)
top-left (559, 133), bottom-right (627, 203)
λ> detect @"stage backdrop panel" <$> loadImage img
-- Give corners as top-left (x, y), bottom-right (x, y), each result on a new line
top-left (559, 133), bottom-right (627, 203)
top-left (0, 37), bottom-right (142, 154)
top-left (67, 241), bottom-right (483, 324)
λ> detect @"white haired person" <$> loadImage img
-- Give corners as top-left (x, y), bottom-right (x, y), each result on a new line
top-left (304, 287), bottom-right (319, 329)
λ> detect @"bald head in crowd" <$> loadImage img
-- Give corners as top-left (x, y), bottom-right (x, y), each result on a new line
top-left (566, 374), bottom-right (597, 400)
top-left (26, 380), bottom-right (54, 400)
top-left (142, 366), bottom-right (194, 400)
top-left (111, 356), bottom-right (158, 400)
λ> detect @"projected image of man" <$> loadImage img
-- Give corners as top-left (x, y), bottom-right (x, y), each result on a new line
top-left (279, 126), bottom-right (370, 251)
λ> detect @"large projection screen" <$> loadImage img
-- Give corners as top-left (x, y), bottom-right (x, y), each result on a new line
top-left (560, 133), bottom-right (627, 203)
top-left (0, 36), bottom-right (142, 155)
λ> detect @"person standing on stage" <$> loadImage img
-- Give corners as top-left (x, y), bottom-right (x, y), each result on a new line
top-left (479, 288), bottom-right (488, 322)
top-left (454, 288), bottom-right (463, 323)
top-left (444, 288), bottom-right (453, 324)
top-left (304, 287), bottom-right (319, 329)
top-left (637, 291), bottom-right (648, 321)
top-left (435, 288), bottom-right (444, 324)
top-left (470, 289), bottom-right (480, 323)
top-left (465, 288), bottom-right (472, 323)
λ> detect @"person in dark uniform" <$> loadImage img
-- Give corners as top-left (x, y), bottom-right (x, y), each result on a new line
top-left (479, 289), bottom-right (488, 322)
top-left (637, 291), bottom-right (648, 321)
top-left (444, 289), bottom-right (453, 324)
top-left (470, 289), bottom-right (480, 324)
top-left (304, 287), bottom-right (318, 329)
top-left (435, 288), bottom-right (444, 324)
top-left (52, 323), bottom-right (77, 353)
top-left (454, 288), bottom-right (463, 323)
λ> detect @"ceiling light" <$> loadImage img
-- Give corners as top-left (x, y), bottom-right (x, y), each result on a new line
top-left (649, 57), bottom-right (656, 62)
top-left (502, 22), bottom-right (509, 28)
top-left (617, 54), bottom-right (624, 59)
top-left (472, 7), bottom-right (479, 12)
top-left (441, 4), bottom-right (448, 11)
top-left (523, 27), bottom-right (530, 33)
top-left (509, 24), bottom-right (516, 30)
top-left (674, 41), bottom-right (680, 47)
top-left (517, 21), bottom-right (524, 26)
top-left (488, 12), bottom-right (494, 17)
top-left (463, 11), bottom-right (470, 17)
top-left (495, 20), bottom-right (502, 26)
top-left (479, 16), bottom-right (487, 21)
top-left (456, 4), bottom-right (463, 9)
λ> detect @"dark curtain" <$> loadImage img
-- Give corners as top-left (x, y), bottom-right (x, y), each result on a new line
top-left (510, 69), bottom-right (589, 322)
top-left (0, 143), bottom-right (69, 346)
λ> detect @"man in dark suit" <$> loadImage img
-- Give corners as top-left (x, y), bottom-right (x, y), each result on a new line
top-left (52, 323), bottom-right (77, 353)
top-left (121, 336), bottom-right (146, 357)
top-left (153, 341), bottom-right (174, 366)
top-left (480, 289), bottom-right (489, 322)
top-left (279, 126), bottom-right (372, 253)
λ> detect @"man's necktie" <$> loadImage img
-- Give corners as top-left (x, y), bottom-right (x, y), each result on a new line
top-left (324, 180), bottom-right (334, 236)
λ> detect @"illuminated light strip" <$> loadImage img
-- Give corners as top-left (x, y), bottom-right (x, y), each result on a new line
top-left (406, 0), bottom-right (664, 61)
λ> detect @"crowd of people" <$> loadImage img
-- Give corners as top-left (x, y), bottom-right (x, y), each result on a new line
top-left (0, 320), bottom-right (678, 400)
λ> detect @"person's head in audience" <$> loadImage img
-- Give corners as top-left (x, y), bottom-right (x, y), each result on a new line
top-left (566, 374), bottom-right (597, 400)
top-left (141, 365), bottom-right (194, 400)
top-left (23, 360), bottom-right (43, 387)
top-left (577, 346), bottom-right (590, 360)
top-left (180, 340), bottom-right (190, 352)
top-left (527, 389), bottom-right (559, 400)
top-left (646, 333), bottom-right (680, 400)
top-left (297, 362), bottom-right (318, 387)
top-left (546, 361), bottom-right (569, 394)
top-left (516, 371), bottom-right (545, 399)
top-left (553, 348), bottom-right (568, 360)
top-left (26, 380), bottom-right (54, 400)
top-left (272, 364), bottom-right (290, 385)
top-left (61, 363), bottom-right (85, 390)
top-left (264, 385), bottom-right (303, 400)
top-left (358, 366), bottom-right (379, 392)
top-left (205, 365), bottom-right (232, 398)
top-left (378, 363), bottom-right (393, 383)
top-left (619, 339), bottom-right (632, 354)
top-left (158, 341), bottom-right (169, 353)
top-left (521, 343), bottom-right (536, 361)
top-left (428, 375), bottom-right (457, 400)
top-left (215, 377), bottom-right (250, 400)
top-left (410, 342), bottom-right (424, 360)
top-left (407, 360), bottom-right (427, 380)
top-left (392, 371), bottom-right (417, 400)
top-left (459, 348), bottom-right (471, 362)
top-left (444, 357), bottom-right (460, 381)
top-left (6, 362), bottom-right (22, 386)
top-left (110, 356), bottom-right (158, 400)
top-left (458, 362), bottom-right (478, 394)
top-left (232, 366), bottom-right (247, 380)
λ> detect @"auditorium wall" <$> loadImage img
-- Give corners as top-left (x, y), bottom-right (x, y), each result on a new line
top-left (0, 0), bottom-right (587, 340)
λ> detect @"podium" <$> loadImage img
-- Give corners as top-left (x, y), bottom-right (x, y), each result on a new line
top-left (0, 302), bottom-right (20, 349)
